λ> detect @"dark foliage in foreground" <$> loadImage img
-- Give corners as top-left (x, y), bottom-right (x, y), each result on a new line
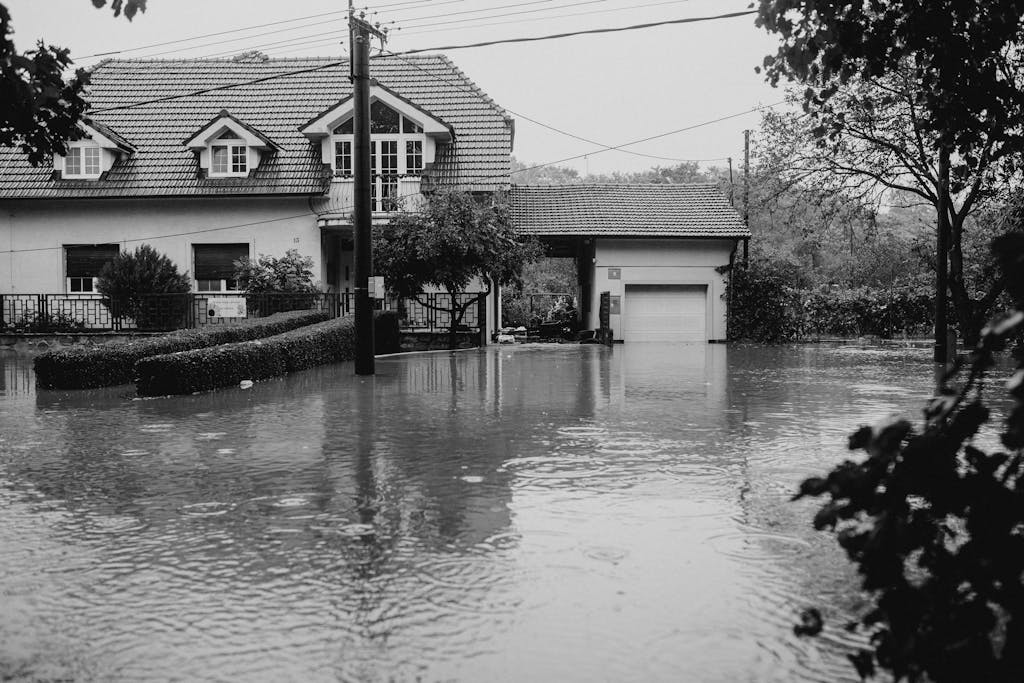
top-left (794, 234), bottom-right (1024, 681)
top-left (33, 310), bottom-right (328, 390)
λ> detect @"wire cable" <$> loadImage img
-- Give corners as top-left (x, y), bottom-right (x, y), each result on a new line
top-left (77, 0), bottom-right (447, 59)
top-left (380, 47), bottom-right (725, 163)
top-left (390, 9), bottom-right (756, 54)
top-left (397, 0), bottom-right (608, 31)
top-left (81, 11), bottom-right (349, 59)
top-left (398, 0), bottom-right (709, 37)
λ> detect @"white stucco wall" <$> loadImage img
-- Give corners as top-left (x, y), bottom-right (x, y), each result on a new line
top-left (1, 197), bottom-right (321, 293)
top-left (588, 238), bottom-right (736, 342)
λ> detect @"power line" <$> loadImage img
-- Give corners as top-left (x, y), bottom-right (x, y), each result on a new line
top-left (139, 19), bottom-right (348, 59)
top-left (77, 0), bottom-right (448, 60)
top-left (0, 213), bottom-right (316, 255)
top-left (88, 61), bottom-right (346, 114)
top-left (391, 0), bottom-right (556, 25)
top-left (388, 9), bottom-right (756, 54)
top-left (397, 0), bottom-right (706, 37)
top-left (380, 47), bottom-right (724, 164)
top-left (198, 28), bottom-right (348, 60)
top-left (173, 0), bottom-right (598, 60)
top-left (80, 11), bottom-right (348, 59)
top-left (397, 0), bottom-right (608, 31)
top-left (89, 9), bottom-right (757, 114)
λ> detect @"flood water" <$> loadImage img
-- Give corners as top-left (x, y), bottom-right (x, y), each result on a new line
top-left (0, 343), bottom-right (943, 682)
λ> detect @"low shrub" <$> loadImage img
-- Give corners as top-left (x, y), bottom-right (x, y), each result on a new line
top-left (135, 311), bottom-right (405, 396)
top-left (374, 310), bottom-right (402, 354)
top-left (34, 310), bottom-right (329, 390)
top-left (135, 315), bottom-right (357, 396)
top-left (2, 311), bottom-right (86, 333)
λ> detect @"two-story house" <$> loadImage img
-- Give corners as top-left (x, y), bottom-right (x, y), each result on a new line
top-left (0, 54), bottom-right (512, 334)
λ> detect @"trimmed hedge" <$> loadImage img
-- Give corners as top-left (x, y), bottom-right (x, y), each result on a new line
top-left (34, 310), bottom-right (330, 390)
top-left (135, 315), bottom-right (357, 396)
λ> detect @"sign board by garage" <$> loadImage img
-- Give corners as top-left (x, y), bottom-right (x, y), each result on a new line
top-left (208, 297), bottom-right (247, 318)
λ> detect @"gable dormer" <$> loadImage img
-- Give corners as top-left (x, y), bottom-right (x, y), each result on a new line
top-left (300, 83), bottom-right (453, 176)
top-left (183, 110), bottom-right (278, 178)
top-left (53, 119), bottom-right (135, 180)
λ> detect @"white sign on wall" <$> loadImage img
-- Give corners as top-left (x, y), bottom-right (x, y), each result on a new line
top-left (208, 297), bottom-right (247, 318)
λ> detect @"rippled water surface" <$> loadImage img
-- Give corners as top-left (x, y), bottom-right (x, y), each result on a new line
top-left (0, 343), bottom-right (943, 682)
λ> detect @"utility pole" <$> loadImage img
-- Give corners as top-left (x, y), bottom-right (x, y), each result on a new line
top-left (743, 130), bottom-right (750, 263)
top-left (727, 156), bottom-right (734, 205)
top-left (743, 130), bottom-right (750, 228)
top-left (349, 6), bottom-right (386, 376)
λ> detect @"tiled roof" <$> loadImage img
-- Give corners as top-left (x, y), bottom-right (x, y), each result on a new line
top-left (510, 183), bottom-right (750, 238)
top-left (0, 55), bottom-right (512, 199)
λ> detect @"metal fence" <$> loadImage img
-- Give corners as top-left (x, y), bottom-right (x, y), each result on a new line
top-left (385, 292), bottom-right (484, 332)
top-left (0, 293), bottom-right (346, 333)
top-left (1, 291), bottom-right (485, 335)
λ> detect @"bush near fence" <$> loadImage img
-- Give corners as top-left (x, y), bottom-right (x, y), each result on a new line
top-left (34, 310), bottom-right (329, 390)
top-left (135, 311), bottom-right (399, 396)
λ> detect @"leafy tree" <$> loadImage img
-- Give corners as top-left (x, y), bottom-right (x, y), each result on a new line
top-left (1, 0), bottom-right (145, 164)
top-left (233, 248), bottom-right (320, 316)
top-left (510, 156), bottom-right (581, 185)
top-left (756, 1), bottom-right (1024, 352)
top-left (97, 244), bottom-right (191, 330)
top-left (374, 191), bottom-right (542, 349)
top-left (234, 249), bottom-right (318, 294)
top-left (793, 234), bottom-right (1024, 682)
top-left (756, 77), bottom-right (1021, 345)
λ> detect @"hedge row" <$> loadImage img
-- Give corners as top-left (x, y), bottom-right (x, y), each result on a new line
top-left (135, 315), bottom-right (358, 396)
top-left (34, 310), bottom-right (330, 389)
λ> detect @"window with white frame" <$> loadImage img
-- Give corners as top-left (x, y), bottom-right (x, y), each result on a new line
top-left (64, 146), bottom-right (103, 178)
top-left (330, 101), bottom-right (426, 178)
top-left (210, 131), bottom-right (248, 177)
top-left (65, 244), bottom-right (118, 292)
top-left (193, 243), bottom-right (248, 291)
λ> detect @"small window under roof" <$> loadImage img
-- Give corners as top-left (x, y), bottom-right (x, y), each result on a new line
top-left (370, 101), bottom-right (400, 134)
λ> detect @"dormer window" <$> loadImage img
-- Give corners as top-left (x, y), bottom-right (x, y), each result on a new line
top-left (210, 131), bottom-right (248, 177)
top-left (300, 83), bottom-right (453, 186)
top-left (183, 110), bottom-right (278, 179)
top-left (65, 146), bottom-right (102, 178)
top-left (53, 120), bottom-right (135, 181)
top-left (329, 102), bottom-right (428, 178)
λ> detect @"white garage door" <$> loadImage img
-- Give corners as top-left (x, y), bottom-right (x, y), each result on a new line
top-left (623, 284), bottom-right (707, 342)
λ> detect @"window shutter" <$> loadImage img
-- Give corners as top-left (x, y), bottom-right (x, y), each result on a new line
top-left (66, 244), bottom-right (119, 278)
top-left (194, 243), bottom-right (248, 279)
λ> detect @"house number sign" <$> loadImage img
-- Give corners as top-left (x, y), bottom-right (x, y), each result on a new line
top-left (608, 267), bottom-right (621, 279)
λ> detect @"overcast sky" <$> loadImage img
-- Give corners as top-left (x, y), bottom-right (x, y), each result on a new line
top-left (5, 0), bottom-right (786, 175)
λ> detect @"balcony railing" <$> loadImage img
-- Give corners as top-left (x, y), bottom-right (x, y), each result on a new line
top-left (329, 174), bottom-right (424, 213)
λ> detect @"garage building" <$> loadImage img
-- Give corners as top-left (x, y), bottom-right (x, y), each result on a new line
top-left (510, 183), bottom-right (750, 342)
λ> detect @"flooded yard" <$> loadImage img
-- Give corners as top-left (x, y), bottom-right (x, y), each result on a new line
top-left (0, 343), bottom-right (939, 682)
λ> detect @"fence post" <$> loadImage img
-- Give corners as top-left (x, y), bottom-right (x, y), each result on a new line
top-left (0, 294), bottom-right (4, 328)
top-left (38, 294), bottom-right (48, 323)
